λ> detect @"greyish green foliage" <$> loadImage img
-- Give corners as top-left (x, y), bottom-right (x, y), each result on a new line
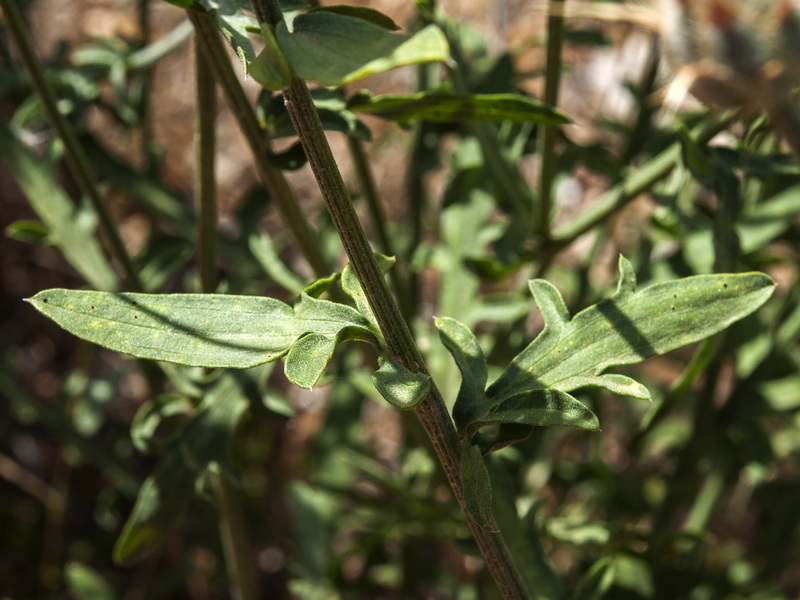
top-left (28, 284), bottom-right (375, 389)
top-left (440, 257), bottom-right (774, 531)
top-left (439, 257), bottom-right (774, 446)
top-left (5, 0), bottom-right (799, 596)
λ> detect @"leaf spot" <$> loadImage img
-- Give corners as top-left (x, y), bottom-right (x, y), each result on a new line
top-left (42, 298), bottom-right (48, 303)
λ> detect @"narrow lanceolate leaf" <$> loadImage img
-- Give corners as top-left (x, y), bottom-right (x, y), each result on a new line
top-left (486, 256), bottom-right (776, 404)
top-left (371, 357), bottom-right (431, 410)
top-left (435, 317), bottom-right (488, 430)
top-left (275, 9), bottom-right (448, 86)
top-left (0, 120), bottom-right (118, 291)
top-left (28, 289), bottom-right (373, 369)
top-left (348, 92), bottom-right (570, 127)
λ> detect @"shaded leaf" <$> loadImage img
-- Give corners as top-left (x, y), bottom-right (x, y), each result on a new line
top-left (64, 562), bottom-right (118, 600)
top-left (276, 12), bottom-right (448, 86)
top-left (434, 316), bottom-right (487, 430)
top-left (249, 23), bottom-right (293, 90)
top-left (249, 232), bottom-right (307, 295)
top-left (259, 89), bottom-right (372, 142)
top-left (349, 91), bottom-right (570, 127)
top-left (5, 220), bottom-right (51, 245)
top-left (737, 184), bottom-right (800, 252)
top-left (467, 389), bottom-right (600, 438)
top-left (371, 357), bottom-right (431, 410)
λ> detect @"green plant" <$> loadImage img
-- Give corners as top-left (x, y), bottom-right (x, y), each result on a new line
top-left (2, 0), bottom-right (799, 598)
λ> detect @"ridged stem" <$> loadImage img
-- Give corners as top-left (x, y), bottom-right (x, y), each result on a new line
top-left (281, 72), bottom-right (531, 600)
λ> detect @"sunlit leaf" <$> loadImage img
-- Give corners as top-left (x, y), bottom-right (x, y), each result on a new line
top-left (28, 288), bottom-right (374, 370)
top-left (486, 256), bottom-right (775, 404)
top-left (434, 316), bottom-right (487, 429)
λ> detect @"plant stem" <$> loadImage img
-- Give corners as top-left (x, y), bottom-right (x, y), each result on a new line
top-left (1, 0), bottom-right (143, 291)
top-left (536, 0), bottom-right (566, 238)
top-left (194, 60), bottom-right (257, 600)
top-left (195, 40), bottom-right (218, 293)
top-left (187, 11), bottom-right (330, 278)
top-left (212, 470), bottom-right (258, 600)
top-left (281, 72), bottom-right (531, 600)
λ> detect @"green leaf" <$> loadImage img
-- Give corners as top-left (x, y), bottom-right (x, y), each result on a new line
top-left (434, 316), bottom-right (488, 430)
top-left (311, 5), bottom-right (400, 31)
top-left (460, 443), bottom-right (498, 532)
top-left (249, 23), bottom-right (293, 90)
top-left (487, 256), bottom-right (775, 403)
top-left (114, 374), bottom-right (249, 564)
top-left (737, 184), bottom-right (800, 252)
top-left (5, 220), bottom-right (51, 245)
top-left (28, 288), bottom-right (373, 370)
top-left (275, 11), bottom-right (448, 86)
top-left (371, 357), bottom-right (431, 410)
top-left (341, 255), bottom-right (395, 341)
top-left (199, 0), bottom-right (259, 76)
top-left (249, 232), bottom-right (308, 295)
top-left (130, 393), bottom-right (194, 454)
top-left (64, 562), bottom-right (118, 600)
top-left (260, 89), bottom-right (373, 142)
top-left (0, 121), bottom-right (118, 291)
top-left (467, 389), bottom-right (600, 439)
top-left (284, 333), bottom-right (336, 388)
top-left (348, 91), bottom-right (570, 127)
